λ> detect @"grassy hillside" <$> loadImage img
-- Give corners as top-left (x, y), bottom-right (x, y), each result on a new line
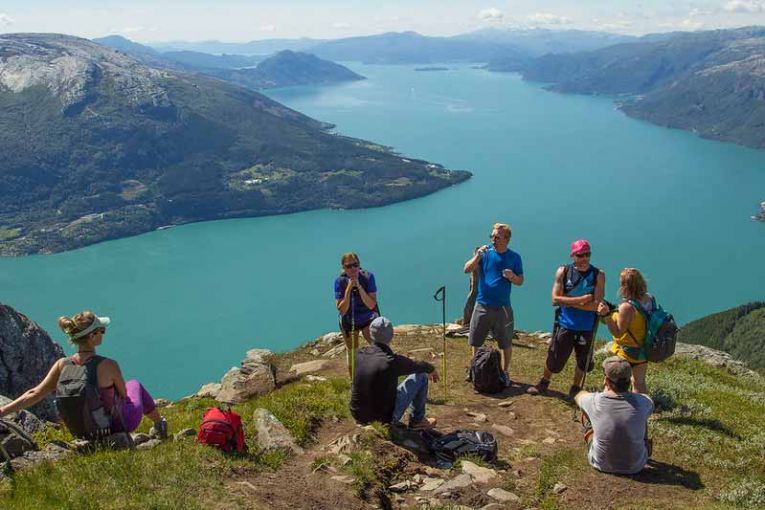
top-left (2, 328), bottom-right (764, 509)
top-left (678, 302), bottom-right (765, 371)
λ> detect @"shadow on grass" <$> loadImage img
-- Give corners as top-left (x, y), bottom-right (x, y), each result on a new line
top-left (627, 459), bottom-right (704, 490)
top-left (659, 416), bottom-right (742, 440)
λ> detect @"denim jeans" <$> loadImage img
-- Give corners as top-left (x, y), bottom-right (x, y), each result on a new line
top-left (392, 373), bottom-right (428, 425)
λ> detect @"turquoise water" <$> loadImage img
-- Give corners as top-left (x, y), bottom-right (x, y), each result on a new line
top-left (2, 64), bottom-right (764, 399)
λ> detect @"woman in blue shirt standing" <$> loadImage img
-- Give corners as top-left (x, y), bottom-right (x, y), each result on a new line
top-left (335, 252), bottom-right (378, 377)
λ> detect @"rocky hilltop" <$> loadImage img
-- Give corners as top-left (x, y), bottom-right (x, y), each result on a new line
top-left (0, 34), bottom-right (470, 256)
top-left (0, 304), bottom-right (64, 420)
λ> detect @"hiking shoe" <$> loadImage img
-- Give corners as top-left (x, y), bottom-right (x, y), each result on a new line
top-left (527, 378), bottom-right (550, 396)
top-left (149, 417), bottom-right (168, 440)
top-left (568, 385), bottom-right (582, 400)
top-left (409, 417), bottom-right (437, 430)
top-left (503, 373), bottom-right (513, 388)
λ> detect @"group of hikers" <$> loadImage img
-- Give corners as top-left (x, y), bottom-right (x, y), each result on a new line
top-left (340, 223), bottom-right (655, 475)
top-left (0, 221), bottom-right (655, 476)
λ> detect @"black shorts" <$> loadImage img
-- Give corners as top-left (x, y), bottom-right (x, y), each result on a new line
top-left (546, 327), bottom-right (595, 374)
top-left (340, 315), bottom-right (377, 337)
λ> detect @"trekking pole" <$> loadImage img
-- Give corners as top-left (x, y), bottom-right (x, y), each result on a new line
top-left (350, 290), bottom-right (356, 380)
top-left (572, 319), bottom-right (600, 423)
top-left (434, 286), bottom-right (447, 400)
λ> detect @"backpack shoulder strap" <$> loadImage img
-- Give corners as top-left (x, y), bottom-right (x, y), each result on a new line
top-left (83, 355), bottom-right (106, 387)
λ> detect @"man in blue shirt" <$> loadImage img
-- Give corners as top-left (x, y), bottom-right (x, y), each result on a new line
top-left (463, 223), bottom-right (524, 385)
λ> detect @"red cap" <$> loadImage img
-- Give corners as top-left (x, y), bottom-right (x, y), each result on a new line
top-left (570, 239), bottom-right (591, 256)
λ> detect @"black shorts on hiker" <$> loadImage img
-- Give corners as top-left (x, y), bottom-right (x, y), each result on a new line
top-left (340, 315), bottom-right (377, 337)
top-left (546, 327), bottom-right (595, 374)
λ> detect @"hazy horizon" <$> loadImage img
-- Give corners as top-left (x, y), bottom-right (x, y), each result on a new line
top-left (1, 1), bottom-right (765, 43)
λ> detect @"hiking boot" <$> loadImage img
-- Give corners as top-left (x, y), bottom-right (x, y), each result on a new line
top-left (409, 417), bottom-right (437, 430)
top-left (527, 378), bottom-right (550, 396)
top-left (149, 417), bottom-right (168, 440)
top-left (503, 372), bottom-right (513, 388)
top-left (568, 385), bottom-right (582, 400)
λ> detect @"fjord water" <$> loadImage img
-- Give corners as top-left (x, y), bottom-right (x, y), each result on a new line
top-left (2, 65), bottom-right (764, 399)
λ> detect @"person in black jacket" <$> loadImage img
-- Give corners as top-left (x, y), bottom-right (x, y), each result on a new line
top-left (350, 316), bottom-right (440, 429)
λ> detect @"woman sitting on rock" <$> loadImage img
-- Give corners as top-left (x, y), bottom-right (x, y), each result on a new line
top-left (334, 252), bottom-right (379, 377)
top-left (597, 268), bottom-right (653, 394)
top-left (0, 311), bottom-right (168, 440)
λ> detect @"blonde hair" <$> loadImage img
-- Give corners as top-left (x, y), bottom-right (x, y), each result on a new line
top-left (58, 311), bottom-right (97, 346)
top-left (340, 252), bottom-right (360, 266)
top-left (618, 268), bottom-right (647, 301)
top-left (492, 223), bottom-right (512, 240)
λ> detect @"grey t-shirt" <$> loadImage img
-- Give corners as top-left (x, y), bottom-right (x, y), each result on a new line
top-left (579, 391), bottom-right (654, 474)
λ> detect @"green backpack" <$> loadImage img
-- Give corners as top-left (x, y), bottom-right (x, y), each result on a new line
top-left (630, 298), bottom-right (678, 363)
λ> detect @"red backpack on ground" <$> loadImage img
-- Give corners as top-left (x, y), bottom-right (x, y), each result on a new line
top-left (196, 407), bottom-right (246, 453)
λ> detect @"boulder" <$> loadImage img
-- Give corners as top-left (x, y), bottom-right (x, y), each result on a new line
top-left (253, 408), bottom-right (303, 454)
top-left (433, 473), bottom-right (472, 494)
top-left (0, 304), bottom-right (65, 420)
top-left (0, 418), bottom-right (38, 459)
top-left (289, 359), bottom-right (331, 377)
top-left (419, 477), bottom-right (445, 491)
top-left (321, 332), bottom-right (344, 346)
top-left (322, 344), bottom-right (346, 358)
top-left (487, 488), bottom-right (521, 503)
top-left (553, 482), bottom-right (568, 494)
top-left (216, 349), bottom-right (277, 403)
top-left (491, 424), bottom-right (514, 437)
top-left (10, 441), bottom-right (70, 471)
top-left (0, 395), bottom-right (47, 434)
top-left (461, 460), bottom-right (497, 483)
top-left (196, 383), bottom-right (222, 399)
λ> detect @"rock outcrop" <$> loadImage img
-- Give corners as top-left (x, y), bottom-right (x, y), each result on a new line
top-left (0, 304), bottom-right (65, 420)
top-left (215, 349), bottom-right (277, 403)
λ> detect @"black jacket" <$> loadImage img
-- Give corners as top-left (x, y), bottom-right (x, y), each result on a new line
top-left (350, 342), bottom-right (434, 424)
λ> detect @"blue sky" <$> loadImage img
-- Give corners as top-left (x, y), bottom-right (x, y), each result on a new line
top-left (0, 1), bottom-right (763, 41)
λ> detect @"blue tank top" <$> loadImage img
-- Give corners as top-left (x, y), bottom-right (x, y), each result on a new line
top-left (559, 264), bottom-right (599, 332)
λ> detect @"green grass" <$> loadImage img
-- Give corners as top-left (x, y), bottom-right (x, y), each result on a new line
top-left (0, 228), bottom-right (20, 241)
top-left (0, 378), bottom-right (351, 509)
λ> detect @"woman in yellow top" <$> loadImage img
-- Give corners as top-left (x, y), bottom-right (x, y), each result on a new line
top-left (597, 268), bottom-right (653, 394)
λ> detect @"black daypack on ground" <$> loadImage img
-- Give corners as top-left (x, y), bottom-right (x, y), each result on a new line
top-left (470, 346), bottom-right (504, 394)
top-left (430, 430), bottom-right (498, 464)
top-left (55, 356), bottom-right (113, 439)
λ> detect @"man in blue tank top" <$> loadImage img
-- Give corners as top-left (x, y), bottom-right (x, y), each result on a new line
top-left (463, 223), bottom-right (524, 386)
top-left (528, 240), bottom-right (605, 399)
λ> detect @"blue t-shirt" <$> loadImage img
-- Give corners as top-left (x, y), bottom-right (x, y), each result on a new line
top-left (476, 247), bottom-right (523, 307)
top-left (334, 271), bottom-right (378, 324)
top-left (559, 265), bottom-right (599, 332)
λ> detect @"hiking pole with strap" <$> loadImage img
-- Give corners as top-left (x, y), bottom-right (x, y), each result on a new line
top-left (434, 286), bottom-right (447, 400)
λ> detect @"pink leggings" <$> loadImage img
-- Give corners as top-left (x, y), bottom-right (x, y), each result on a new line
top-left (113, 380), bottom-right (157, 433)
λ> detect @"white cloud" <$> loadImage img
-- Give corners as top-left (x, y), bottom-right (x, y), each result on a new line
top-left (659, 18), bottom-right (706, 30)
top-left (0, 13), bottom-right (15, 28)
top-left (526, 12), bottom-right (572, 26)
top-left (332, 22), bottom-right (352, 29)
top-left (723, 0), bottom-right (765, 13)
top-left (477, 8), bottom-right (504, 23)
top-left (259, 24), bottom-right (275, 32)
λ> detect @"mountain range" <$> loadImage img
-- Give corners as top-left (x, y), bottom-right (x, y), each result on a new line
top-left (0, 34), bottom-right (469, 255)
top-left (513, 26), bottom-right (765, 150)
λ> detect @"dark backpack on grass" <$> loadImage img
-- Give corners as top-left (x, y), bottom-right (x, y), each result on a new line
top-left (470, 347), bottom-right (504, 394)
top-left (196, 407), bottom-right (246, 453)
top-left (55, 356), bottom-right (113, 439)
top-left (431, 430), bottom-right (498, 464)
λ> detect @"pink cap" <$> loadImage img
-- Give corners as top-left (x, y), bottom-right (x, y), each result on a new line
top-left (570, 239), bottom-right (591, 256)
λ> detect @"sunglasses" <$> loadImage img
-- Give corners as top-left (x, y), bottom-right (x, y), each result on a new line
top-left (574, 252), bottom-right (591, 258)
top-left (97, 328), bottom-right (106, 334)
top-left (343, 262), bottom-right (360, 269)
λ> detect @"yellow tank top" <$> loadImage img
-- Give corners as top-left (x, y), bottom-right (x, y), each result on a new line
top-left (609, 304), bottom-right (647, 364)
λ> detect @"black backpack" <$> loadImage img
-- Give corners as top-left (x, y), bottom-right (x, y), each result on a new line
top-left (470, 347), bottom-right (504, 394)
top-left (431, 430), bottom-right (498, 464)
top-left (55, 356), bottom-right (113, 439)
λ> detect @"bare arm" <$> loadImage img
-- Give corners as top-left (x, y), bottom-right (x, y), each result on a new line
top-left (356, 286), bottom-right (377, 311)
top-left (551, 267), bottom-right (593, 308)
top-left (0, 359), bottom-right (64, 417)
top-left (574, 389), bottom-right (592, 407)
top-left (604, 302), bottom-right (635, 337)
top-left (575, 271), bottom-right (606, 312)
top-left (336, 281), bottom-right (353, 315)
top-left (464, 245), bottom-right (487, 273)
top-left (102, 359), bottom-right (128, 399)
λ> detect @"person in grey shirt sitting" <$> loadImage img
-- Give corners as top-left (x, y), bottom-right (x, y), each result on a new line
top-left (574, 356), bottom-right (654, 475)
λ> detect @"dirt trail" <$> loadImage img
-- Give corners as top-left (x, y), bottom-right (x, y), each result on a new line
top-left (233, 329), bottom-right (709, 509)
